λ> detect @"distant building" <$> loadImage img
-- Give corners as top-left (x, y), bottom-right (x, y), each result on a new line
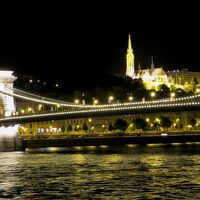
top-left (167, 69), bottom-right (200, 91)
top-left (125, 35), bottom-right (200, 91)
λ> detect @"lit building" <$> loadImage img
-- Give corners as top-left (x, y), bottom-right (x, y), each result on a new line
top-left (135, 61), bottom-right (169, 89)
top-left (125, 35), bottom-right (169, 89)
top-left (125, 35), bottom-right (200, 91)
top-left (0, 69), bottom-right (17, 116)
top-left (167, 69), bottom-right (200, 91)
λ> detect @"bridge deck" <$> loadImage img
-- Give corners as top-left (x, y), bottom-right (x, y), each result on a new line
top-left (0, 104), bottom-right (200, 125)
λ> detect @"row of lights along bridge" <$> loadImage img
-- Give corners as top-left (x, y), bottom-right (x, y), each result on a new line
top-left (74, 92), bottom-right (177, 106)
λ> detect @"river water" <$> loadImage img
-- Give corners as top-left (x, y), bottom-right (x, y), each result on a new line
top-left (0, 144), bottom-right (200, 199)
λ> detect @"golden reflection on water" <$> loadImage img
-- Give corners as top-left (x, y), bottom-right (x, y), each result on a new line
top-left (147, 144), bottom-right (165, 147)
top-left (0, 152), bottom-right (22, 192)
top-left (71, 153), bottom-right (86, 163)
top-left (73, 146), bottom-right (83, 151)
top-left (189, 155), bottom-right (200, 185)
top-left (1, 146), bottom-right (200, 199)
top-left (142, 154), bottom-right (164, 167)
top-left (86, 146), bottom-right (97, 150)
top-left (171, 143), bottom-right (184, 146)
top-left (104, 154), bottom-right (123, 164)
top-left (99, 145), bottom-right (108, 148)
top-left (126, 144), bottom-right (137, 148)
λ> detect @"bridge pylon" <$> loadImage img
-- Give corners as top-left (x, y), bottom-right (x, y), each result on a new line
top-left (0, 70), bottom-right (17, 117)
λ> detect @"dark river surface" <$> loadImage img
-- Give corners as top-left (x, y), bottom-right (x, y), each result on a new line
top-left (0, 144), bottom-right (200, 199)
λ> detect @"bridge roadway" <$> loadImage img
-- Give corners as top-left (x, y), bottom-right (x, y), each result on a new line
top-left (0, 96), bottom-right (200, 125)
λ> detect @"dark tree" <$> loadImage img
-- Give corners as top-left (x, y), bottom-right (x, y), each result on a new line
top-left (157, 84), bottom-right (170, 98)
top-left (108, 123), bottom-right (114, 131)
top-left (158, 84), bottom-right (170, 93)
top-left (67, 124), bottom-right (73, 132)
top-left (82, 122), bottom-right (88, 132)
top-left (132, 118), bottom-right (148, 131)
top-left (131, 78), bottom-right (147, 100)
top-left (160, 116), bottom-right (172, 129)
top-left (114, 118), bottom-right (128, 131)
top-left (175, 88), bottom-right (188, 97)
top-left (61, 125), bottom-right (65, 132)
top-left (193, 77), bottom-right (199, 85)
top-left (153, 121), bottom-right (160, 131)
top-left (190, 118), bottom-right (197, 128)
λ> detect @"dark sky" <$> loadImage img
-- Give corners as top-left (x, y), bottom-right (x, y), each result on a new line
top-left (0, 2), bottom-right (200, 79)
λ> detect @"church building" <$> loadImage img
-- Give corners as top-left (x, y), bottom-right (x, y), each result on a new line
top-left (125, 35), bottom-right (169, 89)
top-left (125, 34), bottom-right (200, 92)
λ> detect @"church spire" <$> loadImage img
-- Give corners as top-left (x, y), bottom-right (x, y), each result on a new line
top-left (138, 61), bottom-right (141, 72)
top-left (151, 56), bottom-right (154, 70)
top-left (126, 34), bottom-right (135, 77)
top-left (128, 34), bottom-right (132, 50)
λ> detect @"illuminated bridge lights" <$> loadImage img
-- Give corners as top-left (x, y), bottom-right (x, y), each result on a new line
top-left (2, 86), bottom-right (200, 109)
top-left (0, 98), bottom-right (200, 124)
top-left (5, 89), bottom-right (200, 108)
top-left (1, 86), bottom-right (200, 122)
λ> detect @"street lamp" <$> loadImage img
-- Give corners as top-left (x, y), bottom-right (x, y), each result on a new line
top-left (28, 107), bottom-right (32, 113)
top-left (76, 125), bottom-right (80, 131)
top-left (128, 96), bottom-right (133, 101)
top-left (170, 92), bottom-right (176, 98)
top-left (93, 99), bottom-right (98, 106)
top-left (39, 104), bottom-right (42, 111)
top-left (82, 93), bottom-right (85, 105)
top-left (108, 96), bottom-right (114, 103)
top-left (155, 118), bottom-right (160, 123)
top-left (74, 99), bottom-right (79, 104)
top-left (150, 91), bottom-right (156, 98)
top-left (196, 88), bottom-right (200, 93)
top-left (102, 124), bottom-right (106, 131)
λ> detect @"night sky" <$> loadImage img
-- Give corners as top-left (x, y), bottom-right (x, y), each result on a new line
top-left (0, 2), bottom-right (200, 79)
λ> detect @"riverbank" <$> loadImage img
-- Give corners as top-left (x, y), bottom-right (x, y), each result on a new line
top-left (21, 134), bottom-right (200, 151)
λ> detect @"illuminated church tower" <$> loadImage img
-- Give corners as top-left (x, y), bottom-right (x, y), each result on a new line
top-left (126, 34), bottom-right (135, 77)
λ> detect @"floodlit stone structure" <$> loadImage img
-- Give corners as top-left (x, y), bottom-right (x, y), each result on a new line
top-left (0, 70), bottom-right (17, 116)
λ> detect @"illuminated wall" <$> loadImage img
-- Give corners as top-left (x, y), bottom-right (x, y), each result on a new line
top-left (18, 110), bottom-right (197, 137)
top-left (0, 70), bottom-right (17, 117)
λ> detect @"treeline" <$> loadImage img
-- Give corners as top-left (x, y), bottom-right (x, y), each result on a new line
top-left (15, 73), bottom-right (193, 104)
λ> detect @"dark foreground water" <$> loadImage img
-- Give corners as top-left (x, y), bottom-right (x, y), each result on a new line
top-left (0, 144), bottom-right (200, 199)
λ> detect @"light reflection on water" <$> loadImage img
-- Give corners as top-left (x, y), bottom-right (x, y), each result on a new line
top-left (0, 145), bottom-right (200, 199)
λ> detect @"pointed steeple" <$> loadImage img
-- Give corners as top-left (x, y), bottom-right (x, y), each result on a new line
top-left (138, 61), bottom-right (141, 72)
top-left (128, 34), bottom-right (132, 50)
top-left (151, 56), bottom-right (154, 70)
top-left (126, 34), bottom-right (135, 77)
